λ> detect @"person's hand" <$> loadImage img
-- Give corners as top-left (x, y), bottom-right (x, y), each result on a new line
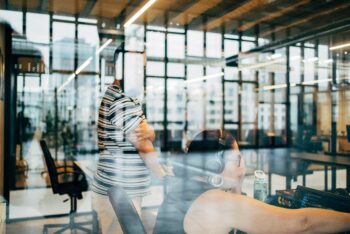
top-left (220, 151), bottom-right (246, 193)
top-left (133, 120), bottom-right (155, 142)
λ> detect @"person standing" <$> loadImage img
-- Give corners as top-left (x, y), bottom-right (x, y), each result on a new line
top-left (92, 43), bottom-right (166, 234)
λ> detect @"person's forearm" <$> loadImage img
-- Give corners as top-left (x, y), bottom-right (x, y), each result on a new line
top-left (295, 208), bottom-right (350, 234)
top-left (222, 194), bottom-right (350, 234)
top-left (130, 137), bottom-right (166, 178)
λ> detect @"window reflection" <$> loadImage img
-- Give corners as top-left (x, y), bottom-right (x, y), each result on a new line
top-left (53, 22), bottom-right (75, 71)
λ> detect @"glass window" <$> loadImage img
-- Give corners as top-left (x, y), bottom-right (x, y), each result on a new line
top-left (242, 69), bottom-right (255, 81)
top-left (167, 79), bottom-right (185, 122)
top-left (290, 46), bottom-right (301, 83)
top-left (206, 75), bottom-right (222, 129)
top-left (167, 34), bottom-right (185, 59)
top-left (224, 82), bottom-right (239, 122)
top-left (224, 67), bottom-right (238, 80)
top-left (318, 44), bottom-right (329, 90)
top-left (27, 13), bottom-right (49, 43)
top-left (206, 66), bottom-right (222, 76)
top-left (0, 10), bottom-right (23, 34)
top-left (304, 48), bottom-right (315, 82)
top-left (53, 22), bottom-right (75, 71)
top-left (241, 83), bottom-right (257, 123)
top-left (78, 24), bottom-right (99, 73)
top-left (258, 103), bottom-right (270, 130)
top-left (124, 53), bottom-right (144, 99)
top-left (224, 39), bottom-right (239, 58)
top-left (125, 24), bottom-right (144, 52)
top-left (146, 31), bottom-right (165, 57)
top-left (187, 81), bottom-right (205, 135)
top-left (146, 78), bottom-right (164, 122)
top-left (167, 63), bottom-right (185, 77)
top-left (206, 32), bottom-right (222, 58)
top-left (146, 61), bottom-right (164, 76)
top-left (187, 64), bottom-right (203, 80)
top-left (241, 123), bottom-right (256, 145)
top-left (242, 41), bottom-right (255, 52)
top-left (187, 30), bottom-right (203, 57)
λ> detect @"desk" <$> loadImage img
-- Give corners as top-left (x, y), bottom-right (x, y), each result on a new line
top-left (290, 152), bottom-right (350, 191)
top-left (243, 148), bottom-right (313, 195)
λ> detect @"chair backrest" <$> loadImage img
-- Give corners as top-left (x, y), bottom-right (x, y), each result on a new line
top-left (107, 186), bottom-right (147, 234)
top-left (40, 140), bottom-right (59, 193)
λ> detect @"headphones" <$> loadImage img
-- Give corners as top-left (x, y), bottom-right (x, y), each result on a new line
top-left (203, 137), bottom-right (226, 174)
top-left (173, 132), bottom-right (230, 187)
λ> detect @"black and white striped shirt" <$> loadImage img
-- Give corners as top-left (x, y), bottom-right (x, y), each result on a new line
top-left (92, 85), bottom-right (151, 196)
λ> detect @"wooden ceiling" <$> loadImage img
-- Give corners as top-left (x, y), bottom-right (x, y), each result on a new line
top-left (1, 0), bottom-right (350, 40)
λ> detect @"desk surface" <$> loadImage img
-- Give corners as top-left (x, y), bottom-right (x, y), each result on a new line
top-left (290, 152), bottom-right (350, 167)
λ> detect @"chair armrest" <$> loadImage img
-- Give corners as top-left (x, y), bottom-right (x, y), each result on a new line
top-left (57, 170), bottom-right (86, 182)
top-left (56, 163), bottom-right (84, 172)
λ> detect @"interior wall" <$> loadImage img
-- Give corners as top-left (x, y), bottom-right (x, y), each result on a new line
top-left (0, 24), bottom-right (5, 196)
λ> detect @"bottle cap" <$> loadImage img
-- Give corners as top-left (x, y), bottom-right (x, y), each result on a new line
top-left (254, 170), bottom-right (266, 179)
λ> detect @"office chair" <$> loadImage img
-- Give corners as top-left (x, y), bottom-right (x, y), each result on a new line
top-left (40, 140), bottom-right (97, 234)
top-left (108, 185), bottom-right (147, 234)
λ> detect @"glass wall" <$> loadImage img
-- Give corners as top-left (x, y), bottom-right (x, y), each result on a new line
top-left (2, 8), bottom-right (350, 219)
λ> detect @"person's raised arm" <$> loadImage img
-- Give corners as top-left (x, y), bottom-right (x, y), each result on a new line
top-left (127, 121), bottom-right (166, 178)
top-left (108, 96), bottom-right (166, 178)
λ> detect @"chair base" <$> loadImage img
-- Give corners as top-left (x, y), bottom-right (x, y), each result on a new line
top-left (43, 211), bottom-right (98, 234)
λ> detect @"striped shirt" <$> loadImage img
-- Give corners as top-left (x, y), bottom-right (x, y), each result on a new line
top-left (92, 85), bottom-right (151, 197)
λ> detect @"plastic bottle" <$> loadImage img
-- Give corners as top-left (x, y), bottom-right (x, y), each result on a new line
top-left (254, 170), bottom-right (268, 202)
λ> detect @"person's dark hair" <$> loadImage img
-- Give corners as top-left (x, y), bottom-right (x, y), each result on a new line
top-left (172, 129), bottom-right (236, 179)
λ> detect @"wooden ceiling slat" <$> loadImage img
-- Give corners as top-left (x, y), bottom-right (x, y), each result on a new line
top-left (239, 0), bottom-right (309, 32)
top-left (49, 0), bottom-right (87, 15)
top-left (260, 1), bottom-right (350, 37)
top-left (170, 0), bottom-right (222, 25)
top-left (132, 0), bottom-right (194, 25)
top-left (90, 0), bottom-right (128, 18)
top-left (204, 0), bottom-right (269, 31)
top-left (10, 0), bottom-right (41, 10)
top-left (80, 0), bottom-right (97, 17)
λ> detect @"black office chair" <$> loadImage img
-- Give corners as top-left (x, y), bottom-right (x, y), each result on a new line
top-left (108, 185), bottom-right (147, 234)
top-left (40, 140), bottom-right (97, 234)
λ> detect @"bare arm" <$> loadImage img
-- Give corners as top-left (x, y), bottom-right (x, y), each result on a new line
top-left (133, 120), bottom-right (155, 142)
top-left (185, 189), bottom-right (350, 234)
top-left (127, 122), bottom-right (166, 178)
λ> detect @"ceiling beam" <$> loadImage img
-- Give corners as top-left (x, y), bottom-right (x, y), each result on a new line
top-left (238, 0), bottom-right (309, 32)
top-left (40, 0), bottom-right (49, 12)
top-left (170, 0), bottom-right (222, 26)
top-left (80, 0), bottom-right (97, 17)
top-left (226, 17), bottom-right (350, 66)
top-left (203, 0), bottom-right (269, 31)
top-left (260, 1), bottom-right (350, 37)
top-left (90, 0), bottom-right (129, 18)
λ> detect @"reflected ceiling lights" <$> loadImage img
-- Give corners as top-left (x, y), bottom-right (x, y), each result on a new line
top-left (57, 39), bottom-right (113, 93)
top-left (185, 72), bottom-right (224, 84)
top-left (124, 0), bottom-right (157, 28)
top-left (330, 42), bottom-right (350, 50)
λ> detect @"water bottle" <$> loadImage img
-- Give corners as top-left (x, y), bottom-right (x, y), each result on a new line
top-left (254, 170), bottom-right (268, 202)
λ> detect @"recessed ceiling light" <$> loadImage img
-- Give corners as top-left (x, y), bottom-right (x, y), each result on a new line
top-left (124, 0), bottom-right (157, 28)
top-left (330, 42), bottom-right (350, 50)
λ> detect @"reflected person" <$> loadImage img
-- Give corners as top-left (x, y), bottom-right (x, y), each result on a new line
top-left (154, 129), bottom-right (350, 234)
top-left (92, 43), bottom-right (166, 234)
